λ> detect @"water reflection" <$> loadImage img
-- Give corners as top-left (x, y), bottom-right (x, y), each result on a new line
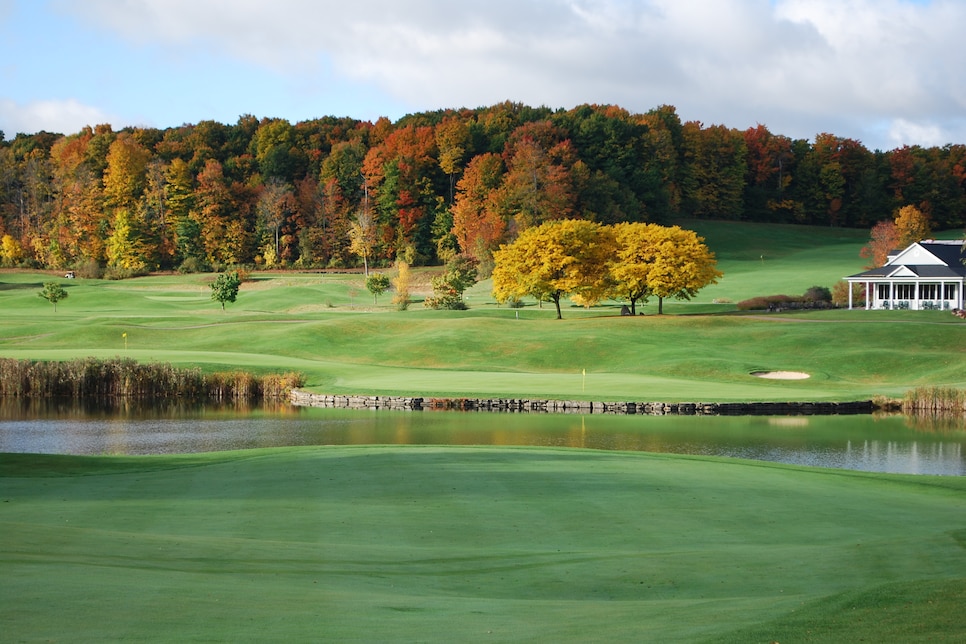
top-left (1, 399), bottom-right (964, 475)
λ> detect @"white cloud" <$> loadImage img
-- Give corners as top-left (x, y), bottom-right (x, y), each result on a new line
top-left (0, 98), bottom-right (114, 137)
top-left (887, 118), bottom-right (950, 149)
top-left (47, 0), bottom-right (966, 149)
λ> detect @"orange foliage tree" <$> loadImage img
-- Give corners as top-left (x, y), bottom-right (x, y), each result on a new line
top-left (860, 204), bottom-right (931, 268)
top-left (451, 153), bottom-right (506, 265)
top-left (859, 220), bottom-right (899, 268)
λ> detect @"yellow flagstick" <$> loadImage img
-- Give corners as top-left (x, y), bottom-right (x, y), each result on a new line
top-left (123, 332), bottom-right (127, 350)
top-left (582, 368), bottom-right (586, 393)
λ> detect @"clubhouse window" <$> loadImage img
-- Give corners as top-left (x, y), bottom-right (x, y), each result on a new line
top-left (895, 284), bottom-right (915, 299)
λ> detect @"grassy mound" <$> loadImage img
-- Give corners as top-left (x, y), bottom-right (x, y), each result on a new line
top-left (2, 447), bottom-right (965, 641)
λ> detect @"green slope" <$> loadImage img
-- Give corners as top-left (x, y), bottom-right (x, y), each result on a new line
top-left (3, 448), bottom-right (965, 642)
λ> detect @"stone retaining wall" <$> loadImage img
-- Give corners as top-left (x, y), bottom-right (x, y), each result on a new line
top-left (289, 390), bottom-right (873, 416)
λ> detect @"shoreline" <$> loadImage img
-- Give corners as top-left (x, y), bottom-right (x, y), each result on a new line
top-left (289, 390), bottom-right (875, 416)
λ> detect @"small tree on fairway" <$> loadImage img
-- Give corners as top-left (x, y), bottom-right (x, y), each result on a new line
top-left (425, 254), bottom-right (479, 309)
top-left (210, 271), bottom-right (241, 311)
top-left (392, 261), bottom-right (411, 310)
top-left (348, 209), bottom-right (377, 277)
top-left (39, 282), bottom-right (68, 312)
top-left (365, 272), bottom-right (391, 304)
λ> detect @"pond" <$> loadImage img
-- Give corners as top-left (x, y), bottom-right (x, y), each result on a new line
top-left (1, 399), bottom-right (965, 475)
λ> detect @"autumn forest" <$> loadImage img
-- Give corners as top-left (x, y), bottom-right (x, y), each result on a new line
top-left (1, 102), bottom-right (964, 275)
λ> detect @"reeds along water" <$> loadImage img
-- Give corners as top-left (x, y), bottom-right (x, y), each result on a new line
top-left (903, 387), bottom-right (966, 413)
top-left (0, 358), bottom-right (303, 401)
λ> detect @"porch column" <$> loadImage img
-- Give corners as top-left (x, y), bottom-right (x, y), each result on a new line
top-left (865, 281), bottom-right (871, 309)
top-left (914, 280), bottom-right (920, 311)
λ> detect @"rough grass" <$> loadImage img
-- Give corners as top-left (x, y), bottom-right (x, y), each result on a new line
top-left (2, 447), bottom-right (965, 642)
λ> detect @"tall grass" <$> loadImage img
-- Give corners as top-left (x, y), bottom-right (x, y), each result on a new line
top-left (0, 358), bottom-right (303, 401)
top-left (903, 386), bottom-right (966, 413)
top-left (902, 387), bottom-right (966, 435)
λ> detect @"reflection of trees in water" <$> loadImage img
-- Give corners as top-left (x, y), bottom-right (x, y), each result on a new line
top-left (0, 396), bottom-right (296, 421)
top-left (904, 411), bottom-right (966, 434)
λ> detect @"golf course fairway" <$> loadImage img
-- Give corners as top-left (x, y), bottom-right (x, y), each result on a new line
top-left (3, 446), bottom-right (965, 642)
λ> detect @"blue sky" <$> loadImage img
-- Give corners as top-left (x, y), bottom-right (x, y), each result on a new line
top-left (1, 0), bottom-right (963, 152)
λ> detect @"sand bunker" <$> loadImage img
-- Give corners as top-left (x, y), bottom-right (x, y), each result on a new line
top-left (750, 370), bottom-right (811, 380)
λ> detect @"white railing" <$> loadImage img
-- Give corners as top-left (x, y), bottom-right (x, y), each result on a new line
top-left (877, 300), bottom-right (954, 310)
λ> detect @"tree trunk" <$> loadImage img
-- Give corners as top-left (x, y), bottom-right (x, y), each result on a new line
top-left (658, 296), bottom-right (664, 315)
top-left (553, 294), bottom-right (562, 319)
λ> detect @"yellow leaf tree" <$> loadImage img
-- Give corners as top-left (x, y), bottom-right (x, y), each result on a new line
top-left (644, 225), bottom-right (722, 314)
top-left (609, 221), bottom-right (662, 314)
top-left (348, 208), bottom-right (378, 277)
top-left (391, 261), bottom-right (411, 310)
top-left (492, 219), bottom-right (615, 319)
top-left (893, 204), bottom-right (932, 248)
top-left (102, 133), bottom-right (150, 211)
top-left (1, 234), bottom-right (24, 266)
top-left (105, 208), bottom-right (151, 271)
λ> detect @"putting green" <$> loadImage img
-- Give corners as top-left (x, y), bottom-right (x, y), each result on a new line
top-left (2, 447), bottom-right (965, 641)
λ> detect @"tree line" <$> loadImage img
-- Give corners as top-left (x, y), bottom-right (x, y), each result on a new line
top-left (0, 102), bottom-right (964, 275)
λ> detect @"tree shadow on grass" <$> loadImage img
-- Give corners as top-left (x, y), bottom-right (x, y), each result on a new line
top-left (0, 281), bottom-right (45, 291)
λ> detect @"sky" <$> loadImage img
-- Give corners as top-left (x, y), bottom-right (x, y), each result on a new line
top-left (1, 0), bottom-right (963, 152)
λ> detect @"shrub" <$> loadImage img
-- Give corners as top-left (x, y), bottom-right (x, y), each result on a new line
top-left (425, 291), bottom-right (468, 309)
top-left (177, 256), bottom-right (211, 274)
top-left (227, 264), bottom-right (254, 282)
top-left (104, 266), bottom-right (149, 280)
top-left (738, 289), bottom-right (837, 311)
top-left (736, 294), bottom-right (795, 311)
top-left (832, 280), bottom-right (865, 307)
top-left (72, 259), bottom-right (103, 279)
top-left (803, 285), bottom-right (832, 302)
